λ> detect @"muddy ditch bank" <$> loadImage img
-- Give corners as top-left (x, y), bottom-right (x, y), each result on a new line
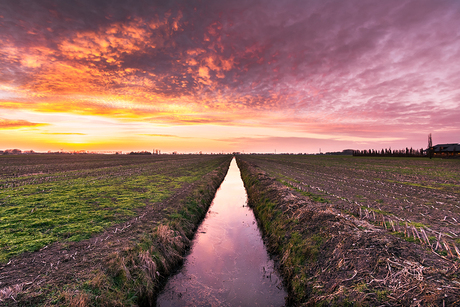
top-left (157, 158), bottom-right (287, 306)
top-left (0, 156), bottom-right (232, 306)
top-left (236, 157), bottom-right (460, 306)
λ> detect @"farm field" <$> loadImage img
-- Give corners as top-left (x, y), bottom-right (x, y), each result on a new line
top-left (2, 153), bottom-right (459, 305)
top-left (241, 155), bottom-right (460, 247)
top-left (0, 154), bottom-right (232, 305)
top-left (237, 155), bottom-right (460, 305)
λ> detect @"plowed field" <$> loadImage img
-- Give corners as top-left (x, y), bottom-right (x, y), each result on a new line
top-left (241, 155), bottom-right (460, 248)
top-left (237, 155), bottom-right (460, 305)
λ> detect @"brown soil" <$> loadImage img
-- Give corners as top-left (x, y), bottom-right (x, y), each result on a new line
top-left (240, 155), bottom-right (460, 251)
top-left (0, 159), bottom-right (230, 306)
top-left (237, 157), bottom-right (460, 306)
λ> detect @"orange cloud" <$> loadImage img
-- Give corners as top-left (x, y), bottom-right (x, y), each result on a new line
top-left (58, 17), bottom-right (158, 65)
top-left (1, 7), bottom-right (285, 124)
top-left (0, 118), bottom-right (48, 129)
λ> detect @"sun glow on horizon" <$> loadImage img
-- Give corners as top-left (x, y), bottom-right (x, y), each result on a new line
top-left (1, 0), bottom-right (459, 153)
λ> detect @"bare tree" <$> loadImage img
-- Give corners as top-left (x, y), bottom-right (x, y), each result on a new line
top-left (428, 133), bottom-right (433, 159)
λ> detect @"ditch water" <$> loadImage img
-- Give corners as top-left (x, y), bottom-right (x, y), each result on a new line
top-left (157, 158), bottom-right (287, 306)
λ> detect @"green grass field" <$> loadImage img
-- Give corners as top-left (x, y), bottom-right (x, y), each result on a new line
top-left (0, 154), bottom-right (228, 263)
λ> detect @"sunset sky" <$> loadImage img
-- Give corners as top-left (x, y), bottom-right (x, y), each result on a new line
top-left (1, 0), bottom-right (459, 153)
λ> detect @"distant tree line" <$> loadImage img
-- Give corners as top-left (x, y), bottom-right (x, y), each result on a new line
top-left (325, 149), bottom-right (354, 156)
top-left (353, 147), bottom-right (425, 157)
top-left (129, 151), bottom-right (152, 155)
top-left (1, 149), bottom-right (35, 155)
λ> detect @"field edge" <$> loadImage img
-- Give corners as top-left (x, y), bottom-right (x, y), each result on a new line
top-left (236, 156), bottom-right (460, 306)
top-left (1, 156), bottom-right (233, 306)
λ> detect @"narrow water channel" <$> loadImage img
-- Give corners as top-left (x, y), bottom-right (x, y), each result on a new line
top-left (157, 158), bottom-right (287, 306)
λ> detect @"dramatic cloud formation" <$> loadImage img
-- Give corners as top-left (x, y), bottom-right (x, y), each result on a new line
top-left (1, 0), bottom-right (459, 152)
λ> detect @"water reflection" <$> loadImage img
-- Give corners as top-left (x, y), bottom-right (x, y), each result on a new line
top-left (157, 158), bottom-right (287, 306)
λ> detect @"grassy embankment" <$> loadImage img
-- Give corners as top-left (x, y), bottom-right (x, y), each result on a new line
top-left (0, 154), bottom-right (232, 306)
top-left (236, 156), bottom-right (460, 306)
top-left (236, 157), bottom-right (322, 305)
top-left (60, 156), bottom-right (232, 306)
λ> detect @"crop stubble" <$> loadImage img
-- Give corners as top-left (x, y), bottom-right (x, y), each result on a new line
top-left (237, 155), bottom-right (460, 305)
top-left (242, 155), bottom-right (460, 249)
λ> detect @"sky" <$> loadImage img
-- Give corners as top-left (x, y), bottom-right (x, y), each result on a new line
top-left (1, 0), bottom-right (459, 153)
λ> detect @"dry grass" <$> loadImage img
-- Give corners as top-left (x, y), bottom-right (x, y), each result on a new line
top-left (107, 252), bottom-right (132, 283)
top-left (0, 283), bottom-right (24, 302)
top-left (57, 158), bottom-right (231, 306)
top-left (155, 224), bottom-right (184, 251)
top-left (66, 291), bottom-right (90, 307)
top-left (237, 156), bottom-right (460, 306)
top-left (138, 250), bottom-right (158, 280)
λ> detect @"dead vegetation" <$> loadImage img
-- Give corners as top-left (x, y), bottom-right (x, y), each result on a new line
top-left (0, 156), bottom-right (232, 306)
top-left (237, 157), bottom-right (460, 306)
top-left (59, 160), bottom-right (230, 307)
top-left (0, 283), bottom-right (24, 303)
top-left (240, 155), bottom-right (460, 255)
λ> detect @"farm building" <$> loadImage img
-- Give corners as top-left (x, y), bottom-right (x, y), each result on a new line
top-left (432, 143), bottom-right (460, 157)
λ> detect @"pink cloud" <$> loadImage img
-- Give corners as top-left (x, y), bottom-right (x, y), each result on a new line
top-left (1, 0), bottom-right (459, 151)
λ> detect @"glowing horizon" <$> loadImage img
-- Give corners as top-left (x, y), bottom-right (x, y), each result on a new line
top-left (1, 0), bottom-right (459, 153)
